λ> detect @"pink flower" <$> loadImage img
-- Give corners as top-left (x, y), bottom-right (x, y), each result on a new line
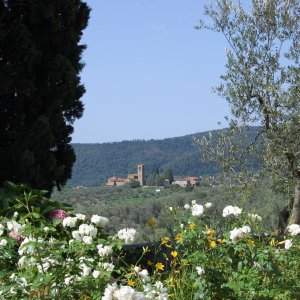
top-left (8, 231), bottom-right (24, 242)
top-left (48, 209), bottom-right (68, 220)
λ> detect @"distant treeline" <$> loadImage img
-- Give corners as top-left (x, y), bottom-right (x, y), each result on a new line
top-left (69, 127), bottom-right (261, 186)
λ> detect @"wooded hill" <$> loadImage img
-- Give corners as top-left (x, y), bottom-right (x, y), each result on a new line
top-left (69, 127), bottom-right (260, 186)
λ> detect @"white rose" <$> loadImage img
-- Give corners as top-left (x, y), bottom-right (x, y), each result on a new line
top-left (82, 236), bottom-right (93, 245)
top-left (0, 239), bottom-right (7, 246)
top-left (92, 270), bottom-right (101, 278)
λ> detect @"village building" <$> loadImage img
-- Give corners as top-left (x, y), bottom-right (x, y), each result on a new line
top-left (163, 179), bottom-right (170, 187)
top-left (173, 179), bottom-right (191, 187)
top-left (106, 164), bottom-right (145, 187)
top-left (106, 177), bottom-right (128, 187)
top-left (186, 176), bottom-right (199, 186)
top-left (173, 176), bottom-right (199, 187)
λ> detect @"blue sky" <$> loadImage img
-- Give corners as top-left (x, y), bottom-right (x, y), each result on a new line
top-left (72, 0), bottom-right (231, 143)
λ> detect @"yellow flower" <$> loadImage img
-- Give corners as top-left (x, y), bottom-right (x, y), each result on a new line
top-left (171, 251), bottom-right (178, 258)
top-left (189, 223), bottom-right (196, 230)
top-left (155, 262), bottom-right (165, 271)
top-left (127, 279), bottom-right (135, 286)
top-left (161, 236), bottom-right (170, 245)
top-left (175, 233), bottom-right (183, 243)
top-left (147, 260), bottom-right (153, 266)
top-left (143, 246), bottom-right (149, 254)
top-left (181, 260), bottom-right (189, 267)
top-left (277, 240), bottom-right (286, 245)
top-left (247, 239), bottom-right (255, 245)
top-left (270, 238), bottom-right (276, 246)
top-left (146, 219), bottom-right (156, 227)
top-left (209, 228), bottom-right (215, 238)
top-left (217, 239), bottom-right (226, 244)
top-left (210, 240), bottom-right (217, 248)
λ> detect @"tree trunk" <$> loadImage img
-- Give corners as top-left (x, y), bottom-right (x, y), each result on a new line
top-left (288, 180), bottom-right (300, 225)
top-left (278, 202), bottom-right (291, 234)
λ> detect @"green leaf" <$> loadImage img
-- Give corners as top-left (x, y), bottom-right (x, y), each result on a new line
top-left (32, 213), bottom-right (42, 219)
top-left (52, 218), bottom-right (63, 226)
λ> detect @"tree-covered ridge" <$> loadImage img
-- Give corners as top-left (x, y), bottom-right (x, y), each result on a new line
top-left (69, 127), bottom-right (260, 186)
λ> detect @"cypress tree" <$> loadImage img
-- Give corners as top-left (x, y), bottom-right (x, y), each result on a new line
top-left (0, 0), bottom-right (90, 193)
top-left (163, 169), bottom-right (174, 184)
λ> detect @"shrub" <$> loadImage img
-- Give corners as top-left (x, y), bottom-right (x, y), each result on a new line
top-left (0, 185), bottom-right (168, 299)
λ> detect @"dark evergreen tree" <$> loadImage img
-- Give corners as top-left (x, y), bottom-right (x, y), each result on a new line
top-left (146, 166), bottom-right (161, 186)
top-left (146, 174), bottom-right (156, 186)
top-left (154, 175), bottom-right (164, 186)
top-left (152, 167), bottom-right (159, 175)
top-left (163, 169), bottom-right (174, 184)
top-left (0, 0), bottom-right (90, 193)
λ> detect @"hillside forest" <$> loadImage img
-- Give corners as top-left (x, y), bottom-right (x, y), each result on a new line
top-left (69, 127), bottom-right (261, 186)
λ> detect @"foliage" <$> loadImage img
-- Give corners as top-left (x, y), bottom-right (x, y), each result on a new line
top-left (0, 0), bottom-right (90, 193)
top-left (146, 167), bottom-right (174, 186)
top-left (0, 181), bottom-right (72, 216)
top-left (125, 179), bottom-right (141, 189)
top-left (196, 0), bottom-right (300, 224)
top-left (162, 200), bottom-right (300, 299)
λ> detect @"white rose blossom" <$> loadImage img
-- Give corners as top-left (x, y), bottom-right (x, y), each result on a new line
top-left (196, 266), bottom-right (205, 275)
top-left (230, 225), bottom-right (251, 244)
top-left (102, 283), bottom-right (118, 300)
top-left (0, 239), bottom-right (7, 246)
top-left (138, 269), bottom-right (150, 282)
top-left (91, 215), bottom-right (109, 226)
top-left (114, 286), bottom-right (135, 300)
top-left (75, 213), bottom-right (86, 221)
top-left (248, 213), bottom-right (262, 222)
top-left (72, 230), bottom-right (81, 240)
top-left (97, 244), bottom-right (113, 257)
top-left (62, 217), bottom-right (78, 228)
top-left (92, 270), bottom-right (101, 279)
top-left (80, 263), bottom-right (91, 277)
top-left (82, 236), bottom-right (93, 245)
top-left (78, 224), bottom-right (97, 238)
top-left (99, 262), bottom-right (114, 272)
top-left (64, 276), bottom-right (72, 286)
top-left (204, 202), bottom-right (212, 209)
top-left (6, 220), bottom-right (24, 235)
top-left (287, 224), bottom-right (300, 236)
top-left (117, 228), bottom-right (136, 245)
top-left (191, 204), bottom-right (204, 216)
top-left (0, 224), bottom-right (4, 236)
top-left (18, 237), bottom-right (44, 255)
top-left (285, 239), bottom-right (293, 250)
top-left (222, 205), bottom-right (242, 217)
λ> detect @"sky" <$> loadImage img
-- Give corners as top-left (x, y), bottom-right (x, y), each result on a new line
top-left (71, 0), bottom-right (231, 143)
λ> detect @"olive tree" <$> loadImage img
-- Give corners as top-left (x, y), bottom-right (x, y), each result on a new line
top-left (197, 0), bottom-right (300, 225)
